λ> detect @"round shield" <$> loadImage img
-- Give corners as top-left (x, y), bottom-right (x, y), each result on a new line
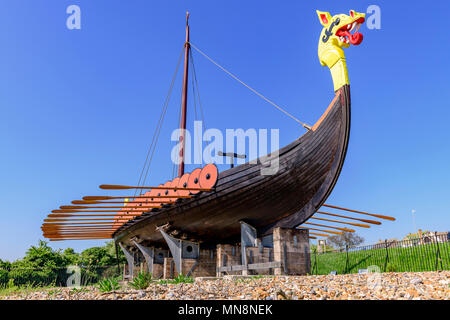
top-left (162, 181), bottom-right (174, 202)
top-left (177, 173), bottom-right (190, 196)
top-left (168, 177), bottom-right (180, 201)
top-left (199, 164), bottom-right (219, 189)
top-left (187, 168), bottom-right (202, 195)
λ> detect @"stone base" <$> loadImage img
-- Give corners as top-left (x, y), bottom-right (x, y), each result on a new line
top-left (162, 249), bottom-right (216, 279)
top-left (217, 227), bottom-right (310, 276)
top-left (128, 227), bottom-right (310, 279)
top-left (273, 227), bottom-right (310, 275)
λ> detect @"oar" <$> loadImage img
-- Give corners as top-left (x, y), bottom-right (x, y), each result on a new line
top-left (309, 232), bottom-right (330, 237)
top-left (51, 209), bottom-right (148, 214)
top-left (48, 214), bottom-right (142, 218)
top-left (49, 238), bottom-right (113, 241)
top-left (44, 233), bottom-right (112, 238)
top-left (316, 211), bottom-right (381, 225)
top-left (44, 218), bottom-right (132, 222)
top-left (71, 200), bottom-right (174, 204)
top-left (82, 195), bottom-right (190, 201)
top-left (297, 226), bottom-right (343, 235)
top-left (45, 231), bottom-right (114, 235)
top-left (309, 236), bottom-right (317, 240)
top-left (60, 205), bottom-right (159, 210)
top-left (323, 204), bottom-right (395, 221)
top-left (303, 222), bottom-right (355, 232)
top-left (46, 234), bottom-right (112, 239)
top-left (99, 184), bottom-right (211, 191)
top-left (42, 222), bottom-right (123, 226)
top-left (43, 229), bottom-right (118, 232)
top-left (310, 217), bottom-right (370, 228)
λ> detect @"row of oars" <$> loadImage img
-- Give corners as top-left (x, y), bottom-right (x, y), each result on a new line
top-left (42, 184), bottom-right (213, 241)
top-left (298, 204), bottom-right (395, 238)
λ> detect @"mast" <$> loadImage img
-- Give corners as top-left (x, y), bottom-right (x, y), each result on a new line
top-left (178, 12), bottom-right (190, 177)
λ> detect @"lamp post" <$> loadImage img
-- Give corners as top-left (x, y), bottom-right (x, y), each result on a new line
top-left (412, 209), bottom-right (417, 234)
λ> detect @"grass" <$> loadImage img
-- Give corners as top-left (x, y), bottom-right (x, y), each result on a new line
top-left (0, 279), bottom-right (58, 297)
top-left (311, 241), bottom-right (450, 275)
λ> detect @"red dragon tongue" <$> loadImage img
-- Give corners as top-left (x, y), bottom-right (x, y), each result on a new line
top-left (344, 30), bottom-right (363, 45)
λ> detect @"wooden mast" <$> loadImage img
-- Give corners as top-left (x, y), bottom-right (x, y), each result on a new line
top-left (178, 12), bottom-right (190, 177)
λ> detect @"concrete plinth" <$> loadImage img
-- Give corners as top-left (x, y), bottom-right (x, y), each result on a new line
top-left (273, 227), bottom-right (310, 275)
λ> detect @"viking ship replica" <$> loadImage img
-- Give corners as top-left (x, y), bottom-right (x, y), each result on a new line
top-left (42, 10), bottom-right (395, 277)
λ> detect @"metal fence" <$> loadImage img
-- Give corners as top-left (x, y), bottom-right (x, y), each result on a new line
top-left (311, 233), bottom-right (450, 275)
top-left (0, 265), bottom-right (123, 288)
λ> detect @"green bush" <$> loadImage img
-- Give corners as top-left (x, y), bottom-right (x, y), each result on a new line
top-left (0, 269), bottom-right (8, 285)
top-left (129, 272), bottom-right (152, 290)
top-left (7, 268), bottom-right (57, 287)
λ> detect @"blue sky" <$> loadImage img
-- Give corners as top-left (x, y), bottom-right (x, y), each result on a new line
top-left (1, 1), bottom-right (449, 261)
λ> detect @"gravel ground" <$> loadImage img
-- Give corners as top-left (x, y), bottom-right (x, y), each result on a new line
top-left (1, 271), bottom-right (449, 300)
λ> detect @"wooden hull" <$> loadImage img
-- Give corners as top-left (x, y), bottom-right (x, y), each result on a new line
top-left (114, 85), bottom-right (351, 247)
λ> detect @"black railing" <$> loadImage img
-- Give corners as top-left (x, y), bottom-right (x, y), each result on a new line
top-left (311, 233), bottom-right (449, 275)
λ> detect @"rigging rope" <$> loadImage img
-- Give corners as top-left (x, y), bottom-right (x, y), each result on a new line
top-left (190, 50), bottom-right (207, 131)
top-left (134, 46), bottom-right (184, 197)
top-left (190, 59), bottom-right (203, 165)
top-left (189, 42), bottom-right (311, 130)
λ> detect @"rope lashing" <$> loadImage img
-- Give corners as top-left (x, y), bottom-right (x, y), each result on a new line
top-left (189, 42), bottom-right (311, 130)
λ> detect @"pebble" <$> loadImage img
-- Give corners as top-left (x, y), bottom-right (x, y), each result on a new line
top-left (1, 271), bottom-right (448, 300)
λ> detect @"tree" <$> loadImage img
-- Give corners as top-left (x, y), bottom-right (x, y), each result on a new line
top-left (104, 241), bottom-right (126, 264)
top-left (63, 248), bottom-right (80, 265)
top-left (327, 232), bottom-right (364, 248)
top-left (80, 247), bottom-right (115, 266)
top-left (19, 240), bottom-right (66, 269)
top-left (0, 259), bottom-right (11, 270)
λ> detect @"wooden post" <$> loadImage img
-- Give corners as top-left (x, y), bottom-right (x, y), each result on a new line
top-left (178, 12), bottom-right (190, 177)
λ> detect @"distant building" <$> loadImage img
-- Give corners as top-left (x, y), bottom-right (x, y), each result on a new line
top-left (403, 230), bottom-right (449, 245)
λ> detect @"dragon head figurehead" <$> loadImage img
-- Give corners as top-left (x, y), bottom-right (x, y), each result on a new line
top-left (316, 10), bottom-right (365, 91)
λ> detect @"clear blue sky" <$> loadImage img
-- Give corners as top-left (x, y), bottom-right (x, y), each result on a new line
top-left (1, 1), bottom-right (449, 261)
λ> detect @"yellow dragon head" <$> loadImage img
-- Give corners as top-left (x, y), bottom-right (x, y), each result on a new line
top-left (316, 10), bottom-right (365, 90)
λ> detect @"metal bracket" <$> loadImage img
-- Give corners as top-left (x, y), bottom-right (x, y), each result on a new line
top-left (240, 221), bottom-right (257, 266)
top-left (118, 242), bottom-right (134, 279)
top-left (133, 241), bottom-right (154, 275)
top-left (159, 229), bottom-right (200, 274)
